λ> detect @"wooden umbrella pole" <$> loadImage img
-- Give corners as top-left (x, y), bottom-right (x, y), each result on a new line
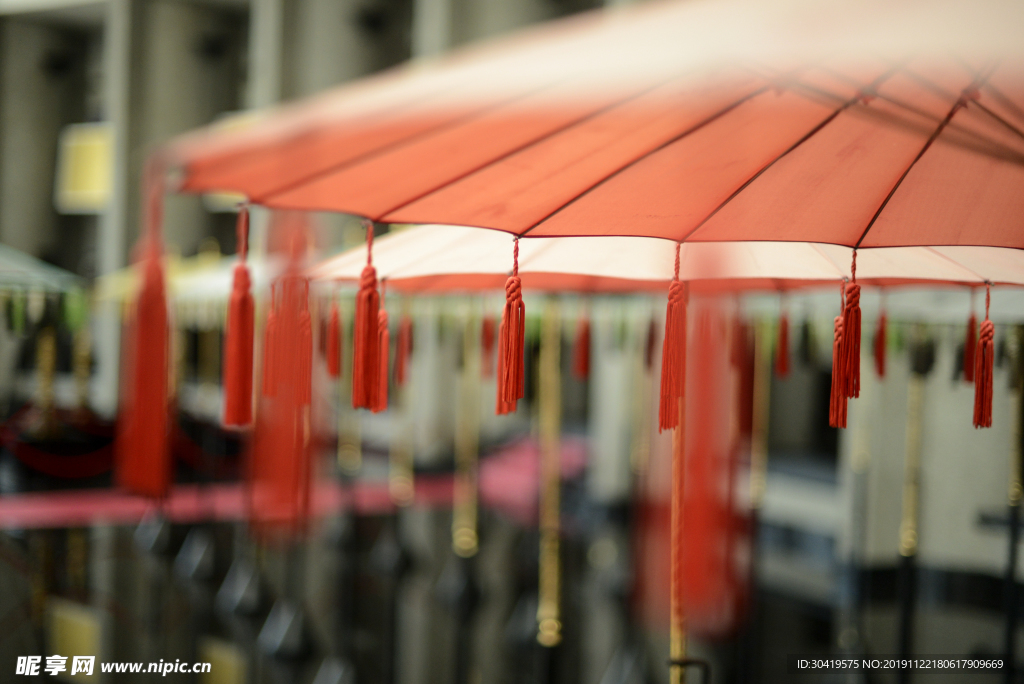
top-left (73, 327), bottom-right (91, 412)
top-left (668, 286), bottom-right (690, 684)
top-left (453, 308), bottom-right (481, 558)
top-left (669, 392), bottom-right (687, 684)
top-left (537, 299), bottom-right (562, 649)
top-left (1003, 325), bottom-right (1023, 684)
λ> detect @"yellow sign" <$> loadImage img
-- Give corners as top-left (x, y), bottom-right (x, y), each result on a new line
top-left (55, 123), bottom-right (112, 214)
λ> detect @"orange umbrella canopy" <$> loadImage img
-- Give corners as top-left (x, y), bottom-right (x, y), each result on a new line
top-left (311, 225), bottom-right (1024, 293)
top-left (168, 0), bottom-right (1024, 250)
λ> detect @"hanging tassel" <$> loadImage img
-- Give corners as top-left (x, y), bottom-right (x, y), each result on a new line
top-left (249, 220), bottom-right (314, 534)
top-left (658, 244), bottom-right (687, 432)
top-left (775, 307), bottom-right (790, 378)
top-left (973, 284), bottom-right (994, 429)
top-left (481, 317), bottom-right (496, 378)
top-left (326, 300), bottom-right (342, 378)
top-left (572, 309), bottom-right (591, 380)
top-left (374, 308), bottom-right (390, 413)
top-left (496, 238), bottom-right (525, 415)
top-left (115, 163), bottom-right (171, 498)
top-left (874, 309), bottom-right (887, 378)
top-left (352, 221), bottom-right (380, 410)
top-left (841, 252), bottom-right (862, 399)
top-left (829, 283), bottom-right (848, 429)
top-left (223, 205), bottom-right (255, 427)
top-left (963, 303), bottom-right (977, 384)
top-left (395, 311), bottom-right (413, 386)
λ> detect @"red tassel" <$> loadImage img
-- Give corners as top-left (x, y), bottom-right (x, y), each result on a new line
top-left (496, 239), bottom-right (525, 415)
top-left (223, 206), bottom-right (255, 427)
top-left (829, 313), bottom-right (848, 428)
top-left (974, 286), bottom-right (994, 429)
top-left (481, 317), bottom-right (496, 378)
top-left (116, 166), bottom-right (170, 498)
top-left (352, 224), bottom-right (380, 410)
top-left (874, 311), bottom-right (887, 378)
top-left (829, 281), bottom-right (848, 429)
top-left (572, 312), bottom-right (591, 380)
top-left (326, 301), bottom-right (342, 378)
top-left (249, 238), bottom-right (313, 534)
top-left (841, 280), bottom-right (861, 399)
top-left (374, 309), bottom-right (389, 413)
top-left (658, 244), bottom-right (687, 432)
top-left (775, 311), bottom-right (790, 377)
top-left (963, 312), bottom-right (977, 384)
top-left (395, 313), bottom-right (412, 386)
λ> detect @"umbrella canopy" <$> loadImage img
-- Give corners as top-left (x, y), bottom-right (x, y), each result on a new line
top-left (0, 244), bottom-right (80, 293)
top-left (165, 0), bottom-right (1024, 251)
top-left (311, 225), bottom-right (1024, 292)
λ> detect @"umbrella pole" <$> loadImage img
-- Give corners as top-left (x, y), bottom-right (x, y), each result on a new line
top-left (897, 333), bottom-right (932, 684)
top-left (1003, 326), bottom-right (1023, 684)
top-left (537, 299), bottom-right (563, 674)
top-left (669, 394), bottom-right (687, 684)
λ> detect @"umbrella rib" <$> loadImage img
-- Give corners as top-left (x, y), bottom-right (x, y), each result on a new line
top-left (970, 99), bottom-right (1024, 143)
top-left (675, 69), bottom-right (901, 244)
top-left (853, 74), bottom-right (991, 250)
top-left (983, 81), bottom-right (1024, 127)
top-left (817, 65), bottom-right (1024, 159)
top-left (922, 246), bottom-right (986, 284)
top-left (808, 242), bottom-right (849, 280)
top-left (375, 76), bottom-right (686, 221)
top-left (516, 85), bottom-right (771, 238)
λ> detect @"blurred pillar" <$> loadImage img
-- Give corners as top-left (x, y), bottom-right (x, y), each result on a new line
top-left (248, 0), bottom-right (285, 107)
top-left (93, 0), bottom-right (142, 416)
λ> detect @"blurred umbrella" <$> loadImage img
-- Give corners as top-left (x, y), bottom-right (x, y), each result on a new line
top-left (313, 224), bottom-right (1024, 680)
top-left (165, 0), bottom-right (1024, 435)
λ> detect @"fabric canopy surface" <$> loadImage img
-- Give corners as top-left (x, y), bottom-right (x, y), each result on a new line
top-left (310, 225), bottom-right (1024, 293)
top-left (167, 0), bottom-right (1024, 250)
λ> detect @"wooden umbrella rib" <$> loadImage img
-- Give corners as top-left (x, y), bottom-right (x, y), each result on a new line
top-left (516, 84), bottom-right (772, 237)
top-left (983, 81), bottom-right (1024, 127)
top-left (853, 72), bottom-right (992, 250)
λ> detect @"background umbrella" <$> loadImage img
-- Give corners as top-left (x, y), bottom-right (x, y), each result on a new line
top-left (315, 223), bottom-right (1024, 681)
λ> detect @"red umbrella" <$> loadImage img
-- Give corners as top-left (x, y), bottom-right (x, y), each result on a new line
top-left (165, 0), bottom-right (1024, 430)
